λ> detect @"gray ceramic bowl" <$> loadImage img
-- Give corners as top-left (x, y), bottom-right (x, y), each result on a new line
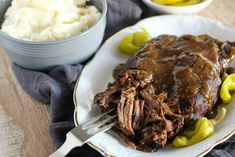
top-left (0, 0), bottom-right (107, 70)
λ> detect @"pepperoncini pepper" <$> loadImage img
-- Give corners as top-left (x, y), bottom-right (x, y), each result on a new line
top-left (152, 0), bottom-right (184, 5)
top-left (173, 107), bottom-right (226, 147)
top-left (119, 30), bottom-right (150, 55)
top-left (152, 0), bottom-right (203, 6)
top-left (170, 0), bottom-right (202, 6)
top-left (220, 73), bottom-right (235, 103)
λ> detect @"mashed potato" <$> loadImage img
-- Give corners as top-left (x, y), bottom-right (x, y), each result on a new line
top-left (1, 0), bottom-right (101, 42)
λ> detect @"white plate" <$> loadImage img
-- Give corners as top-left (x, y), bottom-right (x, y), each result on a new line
top-left (74, 15), bottom-right (235, 157)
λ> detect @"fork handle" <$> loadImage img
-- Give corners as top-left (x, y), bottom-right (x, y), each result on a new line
top-left (49, 132), bottom-right (83, 157)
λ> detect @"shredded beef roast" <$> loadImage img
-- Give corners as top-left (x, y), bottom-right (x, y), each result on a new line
top-left (94, 35), bottom-right (235, 151)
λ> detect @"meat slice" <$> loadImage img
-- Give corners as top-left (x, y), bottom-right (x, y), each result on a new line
top-left (94, 83), bottom-right (118, 110)
top-left (94, 35), bottom-right (235, 151)
top-left (132, 100), bottom-right (144, 131)
top-left (118, 87), bottom-right (136, 135)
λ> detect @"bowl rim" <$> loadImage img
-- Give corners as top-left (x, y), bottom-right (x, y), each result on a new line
top-left (144, 0), bottom-right (213, 8)
top-left (0, 0), bottom-right (107, 45)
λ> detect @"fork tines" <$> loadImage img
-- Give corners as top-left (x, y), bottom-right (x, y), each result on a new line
top-left (80, 109), bottom-right (117, 135)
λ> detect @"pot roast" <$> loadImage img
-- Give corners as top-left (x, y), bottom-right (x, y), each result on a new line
top-left (94, 35), bottom-right (235, 151)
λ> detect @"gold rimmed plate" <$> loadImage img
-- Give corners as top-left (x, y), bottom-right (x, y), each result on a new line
top-left (73, 15), bottom-right (235, 157)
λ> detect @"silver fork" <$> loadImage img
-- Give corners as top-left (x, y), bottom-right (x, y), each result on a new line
top-left (49, 109), bottom-right (117, 157)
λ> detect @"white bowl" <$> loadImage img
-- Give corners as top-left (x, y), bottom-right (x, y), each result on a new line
top-left (142, 0), bottom-right (213, 14)
top-left (0, 0), bottom-right (107, 70)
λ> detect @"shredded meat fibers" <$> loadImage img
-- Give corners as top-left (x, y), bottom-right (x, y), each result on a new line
top-left (94, 35), bottom-right (235, 151)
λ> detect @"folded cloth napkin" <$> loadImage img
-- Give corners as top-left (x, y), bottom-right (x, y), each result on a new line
top-left (12, 0), bottom-right (235, 157)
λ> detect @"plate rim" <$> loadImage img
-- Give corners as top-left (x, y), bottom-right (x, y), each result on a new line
top-left (73, 14), bottom-right (235, 157)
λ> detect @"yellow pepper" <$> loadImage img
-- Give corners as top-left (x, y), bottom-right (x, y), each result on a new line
top-left (173, 118), bottom-right (214, 147)
top-left (220, 73), bottom-right (235, 103)
top-left (173, 72), bottom-right (231, 148)
top-left (171, 0), bottom-right (202, 6)
top-left (222, 73), bottom-right (228, 81)
top-left (119, 35), bottom-right (139, 55)
top-left (119, 30), bottom-right (150, 55)
top-left (210, 107), bottom-right (226, 125)
top-left (152, 0), bottom-right (184, 5)
top-left (152, 0), bottom-right (203, 6)
top-left (173, 107), bottom-right (226, 147)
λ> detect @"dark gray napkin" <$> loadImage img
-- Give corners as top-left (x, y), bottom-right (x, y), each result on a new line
top-left (12, 0), bottom-right (235, 157)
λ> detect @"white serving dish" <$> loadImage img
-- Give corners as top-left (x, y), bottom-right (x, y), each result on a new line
top-left (74, 15), bottom-right (235, 157)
